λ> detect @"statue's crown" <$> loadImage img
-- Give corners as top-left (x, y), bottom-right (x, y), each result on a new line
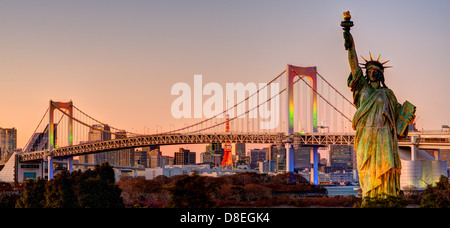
top-left (360, 52), bottom-right (392, 71)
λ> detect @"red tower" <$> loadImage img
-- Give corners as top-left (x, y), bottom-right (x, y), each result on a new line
top-left (220, 112), bottom-right (233, 166)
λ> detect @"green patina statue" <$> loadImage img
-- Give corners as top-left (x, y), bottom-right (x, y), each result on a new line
top-left (341, 11), bottom-right (416, 198)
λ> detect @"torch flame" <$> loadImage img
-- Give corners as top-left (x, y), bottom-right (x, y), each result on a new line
top-left (343, 11), bottom-right (351, 20)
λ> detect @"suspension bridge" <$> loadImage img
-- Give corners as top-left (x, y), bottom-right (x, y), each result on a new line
top-left (1, 64), bottom-right (448, 188)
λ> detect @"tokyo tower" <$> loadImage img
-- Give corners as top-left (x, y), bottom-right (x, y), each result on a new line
top-left (220, 107), bottom-right (233, 167)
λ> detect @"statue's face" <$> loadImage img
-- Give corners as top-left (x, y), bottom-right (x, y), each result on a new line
top-left (367, 68), bottom-right (381, 83)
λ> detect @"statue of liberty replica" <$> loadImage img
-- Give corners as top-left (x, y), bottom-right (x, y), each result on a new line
top-left (341, 11), bottom-right (416, 198)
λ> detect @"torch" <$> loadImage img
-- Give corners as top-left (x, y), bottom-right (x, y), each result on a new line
top-left (341, 11), bottom-right (354, 50)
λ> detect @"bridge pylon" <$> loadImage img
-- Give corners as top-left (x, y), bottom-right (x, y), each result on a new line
top-left (285, 65), bottom-right (319, 185)
top-left (47, 100), bottom-right (74, 180)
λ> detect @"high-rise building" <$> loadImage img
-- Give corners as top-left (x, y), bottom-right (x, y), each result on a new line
top-left (293, 146), bottom-right (312, 169)
top-left (89, 124), bottom-right (111, 141)
top-left (0, 127), bottom-right (17, 161)
top-left (249, 149), bottom-right (267, 169)
top-left (174, 148), bottom-right (196, 165)
top-left (200, 151), bottom-right (213, 164)
top-left (330, 145), bottom-right (354, 172)
top-left (79, 128), bottom-right (135, 167)
top-left (206, 143), bottom-right (223, 155)
top-left (142, 145), bottom-right (161, 153)
top-left (276, 154), bottom-right (286, 172)
top-left (200, 151), bottom-right (222, 167)
top-left (232, 143), bottom-right (246, 157)
top-left (140, 146), bottom-right (161, 167)
top-left (147, 149), bottom-right (171, 168)
top-left (79, 124), bottom-right (111, 164)
top-left (259, 160), bottom-right (277, 173)
top-left (105, 130), bottom-right (134, 167)
top-left (269, 144), bottom-right (286, 172)
top-left (134, 150), bottom-right (148, 167)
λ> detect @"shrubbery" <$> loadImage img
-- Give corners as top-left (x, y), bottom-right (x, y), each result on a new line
top-left (420, 175), bottom-right (450, 208)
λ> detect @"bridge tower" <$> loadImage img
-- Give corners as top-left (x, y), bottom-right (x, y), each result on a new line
top-left (47, 100), bottom-right (74, 180)
top-left (285, 65), bottom-right (319, 185)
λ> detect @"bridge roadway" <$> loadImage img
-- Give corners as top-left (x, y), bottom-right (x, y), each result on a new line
top-left (18, 131), bottom-right (450, 162)
top-left (19, 132), bottom-right (353, 162)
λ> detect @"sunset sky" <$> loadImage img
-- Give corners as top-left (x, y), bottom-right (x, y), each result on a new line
top-left (1, 0), bottom-right (449, 156)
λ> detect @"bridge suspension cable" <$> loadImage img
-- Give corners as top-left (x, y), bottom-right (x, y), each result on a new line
top-left (165, 67), bottom-right (357, 135)
top-left (22, 107), bottom-right (49, 151)
top-left (290, 66), bottom-right (353, 123)
top-left (162, 70), bottom-right (287, 134)
top-left (72, 105), bottom-right (139, 136)
top-left (313, 69), bottom-right (356, 108)
top-left (22, 65), bottom-right (358, 153)
top-left (188, 81), bottom-right (286, 134)
top-left (52, 105), bottom-right (128, 137)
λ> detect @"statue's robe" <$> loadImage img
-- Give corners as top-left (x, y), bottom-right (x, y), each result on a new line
top-left (348, 67), bottom-right (402, 198)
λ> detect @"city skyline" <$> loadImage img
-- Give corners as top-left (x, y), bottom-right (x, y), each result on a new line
top-left (1, 0), bottom-right (449, 156)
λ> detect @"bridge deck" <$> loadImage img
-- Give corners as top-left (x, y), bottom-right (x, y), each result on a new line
top-left (18, 132), bottom-right (450, 162)
top-left (19, 133), bottom-right (355, 162)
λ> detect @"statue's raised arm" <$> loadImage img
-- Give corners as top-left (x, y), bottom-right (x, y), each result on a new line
top-left (341, 11), bottom-right (360, 77)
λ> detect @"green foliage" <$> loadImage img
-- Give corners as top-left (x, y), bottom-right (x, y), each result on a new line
top-left (15, 162), bottom-right (124, 208)
top-left (420, 175), bottom-right (450, 208)
top-left (16, 178), bottom-right (46, 208)
top-left (44, 170), bottom-right (77, 208)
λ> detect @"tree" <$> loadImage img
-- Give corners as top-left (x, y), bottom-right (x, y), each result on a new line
top-left (16, 178), bottom-right (46, 208)
top-left (270, 172), bottom-right (309, 185)
top-left (93, 162), bottom-right (116, 184)
top-left (75, 176), bottom-right (123, 208)
top-left (72, 163), bottom-right (124, 208)
top-left (44, 170), bottom-right (77, 208)
top-left (15, 162), bottom-right (124, 208)
top-left (420, 175), bottom-right (450, 208)
top-left (166, 173), bottom-right (215, 208)
top-left (0, 182), bottom-right (21, 208)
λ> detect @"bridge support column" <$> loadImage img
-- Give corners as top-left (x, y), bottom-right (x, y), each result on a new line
top-left (67, 157), bottom-right (73, 173)
top-left (285, 143), bottom-right (294, 173)
top-left (48, 156), bottom-right (54, 181)
top-left (411, 136), bottom-right (418, 161)
top-left (310, 146), bottom-right (319, 185)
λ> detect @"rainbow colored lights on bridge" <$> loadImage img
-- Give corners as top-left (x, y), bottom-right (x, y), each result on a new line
top-left (287, 65), bottom-right (318, 134)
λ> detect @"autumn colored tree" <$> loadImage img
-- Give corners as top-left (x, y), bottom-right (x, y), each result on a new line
top-left (166, 173), bottom-right (215, 208)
